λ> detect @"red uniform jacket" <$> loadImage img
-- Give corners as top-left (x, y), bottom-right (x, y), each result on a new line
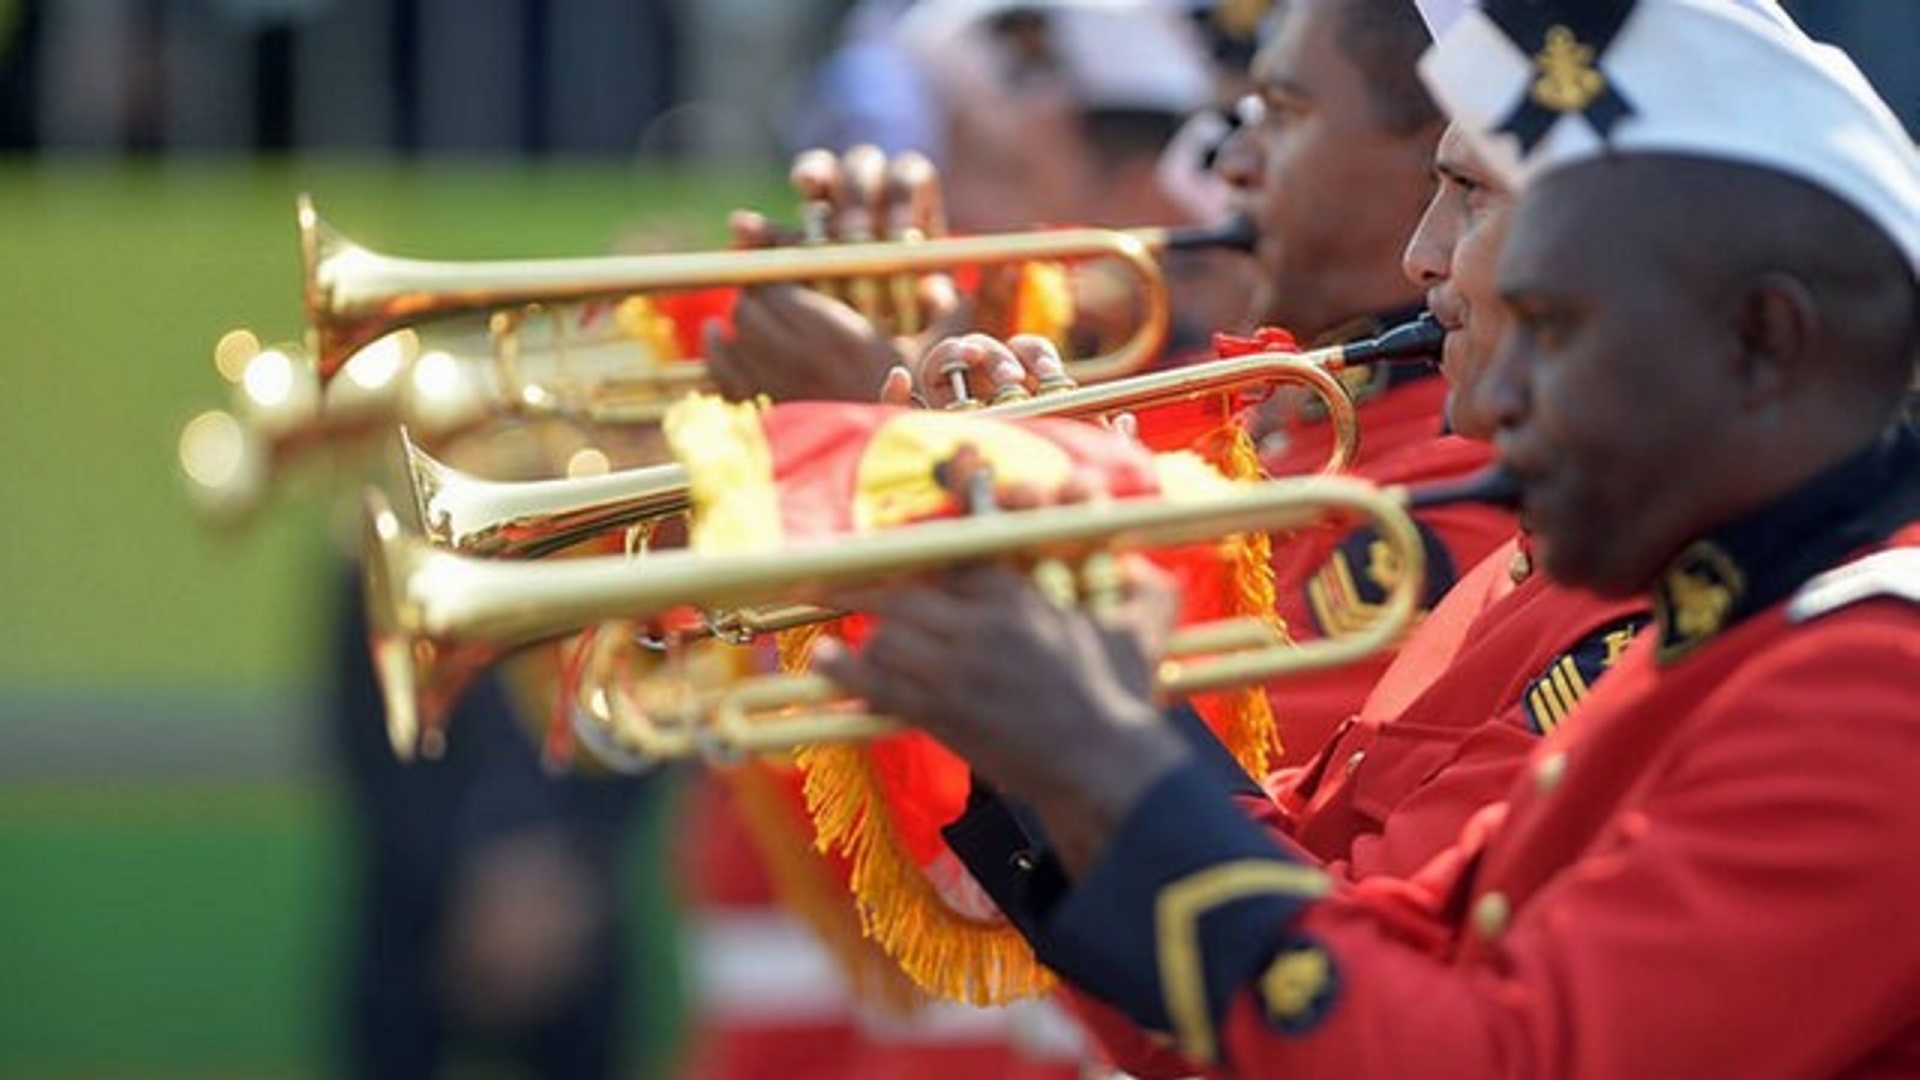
top-left (1035, 432), bottom-right (1920, 1079)
top-left (1056, 540), bottom-right (1648, 1079)
top-left (1263, 373), bottom-right (1515, 766)
top-left (1274, 539), bottom-right (1649, 881)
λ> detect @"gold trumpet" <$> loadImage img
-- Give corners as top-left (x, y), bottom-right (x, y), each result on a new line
top-left (364, 470), bottom-right (1469, 763)
top-left (177, 328), bottom-right (490, 525)
top-left (175, 305), bottom-right (681, 526)
top-left (301, 193), bottom-right (1255, 389)
top-left (407, 316), bottom-right (1442, 559)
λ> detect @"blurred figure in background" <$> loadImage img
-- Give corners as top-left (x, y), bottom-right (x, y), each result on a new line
top-left (729, 0), bottom-right (1244, 401)
top-left (328, 426), bottom-right (668, 1080)
top-left (786, 0), bottom-right (943, 160)
top-left (902, 0), bottom-right (1251, 354)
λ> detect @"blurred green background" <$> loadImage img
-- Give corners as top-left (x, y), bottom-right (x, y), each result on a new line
top-left (0, 157), bottom-right (787, 1078)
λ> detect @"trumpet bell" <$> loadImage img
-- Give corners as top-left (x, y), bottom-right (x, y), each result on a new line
top-left (364, 488), bottom-right (498, 758)
top-left (405, 427), bottom-right (692, 558)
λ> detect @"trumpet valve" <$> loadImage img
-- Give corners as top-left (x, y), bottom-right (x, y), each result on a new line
top-left (1080, 551), bottom-right (1124, 619)
top-left (939, 359), bottom-right (980, 409)
top-left (1035, 371), bottom-right (1079, 396)
top-left (1031, 558), bottom-right (1079, 609)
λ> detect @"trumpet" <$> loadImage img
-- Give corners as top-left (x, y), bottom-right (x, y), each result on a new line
top-left (408, 316), bottom-right (1442, 559)
top-left (177, 328), bottom-right (486, 525)
top-left (364, 467), bottom-right (1514, 763)
top-left (301, 193), bottom-right (1256, 391)
top-left (176, 305), bottom-right (680, 525)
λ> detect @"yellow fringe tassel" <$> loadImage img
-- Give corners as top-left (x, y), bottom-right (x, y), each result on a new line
top-left (798, 739), bottom-right (1060, 1006)
top-left (1192, 413), bottom-right (1285, 773)
top-left (777, 412), bottom-right (1287, 1006)
top-left (779, 621), bottom-right (1057, 1004)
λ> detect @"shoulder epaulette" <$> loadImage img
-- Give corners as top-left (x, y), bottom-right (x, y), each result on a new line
top-left (1785, 549), bottom-right (1920, 623)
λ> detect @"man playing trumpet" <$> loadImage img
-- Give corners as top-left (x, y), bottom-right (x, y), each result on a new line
top-left (707, 0), bottom-right (1517, 770)
top-left (818, 0), bottom-right (1920, 1073)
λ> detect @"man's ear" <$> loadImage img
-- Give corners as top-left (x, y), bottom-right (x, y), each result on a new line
top-left (1731, 272), bottom-right (1816, 408)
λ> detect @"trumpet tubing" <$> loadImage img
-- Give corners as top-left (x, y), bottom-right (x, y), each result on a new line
top-left (364, 473), bottom-right (1433, 764)
top-left (302, 193), bottom-right (1252, 391)
top-left (175, 312), bottom-right (686, 526)
top-left (402, 428), bottom-right (694, 558)
top-left (410, 316), bottom-right (1442, 559)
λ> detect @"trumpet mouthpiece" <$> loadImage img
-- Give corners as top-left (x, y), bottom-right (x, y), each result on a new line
top-left (1344, 314), bottom-right (1445, 367)
top-left (1407, 466), bottom-right (1523, 512)
top-left (1165, 215), bottom-right (1258, 254)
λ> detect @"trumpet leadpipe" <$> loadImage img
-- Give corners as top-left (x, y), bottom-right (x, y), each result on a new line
top-left (1406, 464), bottom-right (1522, 511)
top-left (365, 472), bottom-right (1425, 760)
top-left (302, 195), bottom-right (1260, 385)
top-left (409, 315), bottom-right (1443, 558)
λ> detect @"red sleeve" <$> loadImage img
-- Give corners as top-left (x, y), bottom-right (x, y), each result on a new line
top-left (1211, 611), bottom-right (1920, 1078)
top-left (1267, 432), bottom-right (1515, 765)
top-left (1027, 605), bottom-right (1919, 1079)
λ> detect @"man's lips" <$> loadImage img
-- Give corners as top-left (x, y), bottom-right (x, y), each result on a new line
top-left (1492, 436), bottom-right (1548, 503)
top-left (1426, 290), bottom-right (1467, 333)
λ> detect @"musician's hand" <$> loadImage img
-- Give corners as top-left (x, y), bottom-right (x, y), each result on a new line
top-left (915, 333), bottom-right (1071, 407)
top-left (704, 285), bottom-right (906, 404)
top-left (791, 144), bottom-right (948, 244)
top-left (815, 465), bottom-right (1185, 873)
top-left (816, 556), bottom-right (1187, 875)
top-left (724, 147), bottom-right (946, 249)
top-left (709, 146), bottom-right (968, 404)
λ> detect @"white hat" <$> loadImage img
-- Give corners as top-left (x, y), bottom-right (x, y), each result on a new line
top-left (1411, 0), bottom-right (1473, 40)
top-left (899, 0), bottom-right (1213, 116)
top-left (1415, 0), bottom-right (1920, 273)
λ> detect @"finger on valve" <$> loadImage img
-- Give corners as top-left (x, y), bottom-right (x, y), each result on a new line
top-left (836, 145), bottom-right (890, 326)
top-left (917, 333), bottom-right (1029, 408)
top-left (789, 147), bottom-right (845, 310)
top-left (883, 152), bottom-right (948, 336)
top-left (1005, 333), bottom-right (1075, 394)
top-left (789, 147), bottom-right (840, 244)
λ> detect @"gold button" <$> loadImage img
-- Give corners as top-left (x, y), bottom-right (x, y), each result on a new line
top-left (1508, 549), bottom-right (1533, 583)
top-left (1472, 891), bottom-right (1511, 940)
top-left (1533, 751), bottom-right (1568, 795)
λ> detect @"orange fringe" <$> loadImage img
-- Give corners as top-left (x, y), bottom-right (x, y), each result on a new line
top-left (778, 413), bottom-right (1288, 1006)
top-left (798, 737), bottom-right (1059, 1005)
top-left (1190, 414), bottom-right (1285, 773)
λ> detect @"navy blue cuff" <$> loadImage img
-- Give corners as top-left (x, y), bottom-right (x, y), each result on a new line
top-left (939, 703), bottom-right (1256, 939)
top-left (941, 780), bottom-right (1068, 939)
top-left (1035, 757), bottom-right (1328, 1055)
top-left (1163, 701), bottom-right (1263, 798)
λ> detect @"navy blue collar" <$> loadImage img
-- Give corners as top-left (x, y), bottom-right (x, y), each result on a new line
top-left (1653, 423), bottom-right (1920, 662)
